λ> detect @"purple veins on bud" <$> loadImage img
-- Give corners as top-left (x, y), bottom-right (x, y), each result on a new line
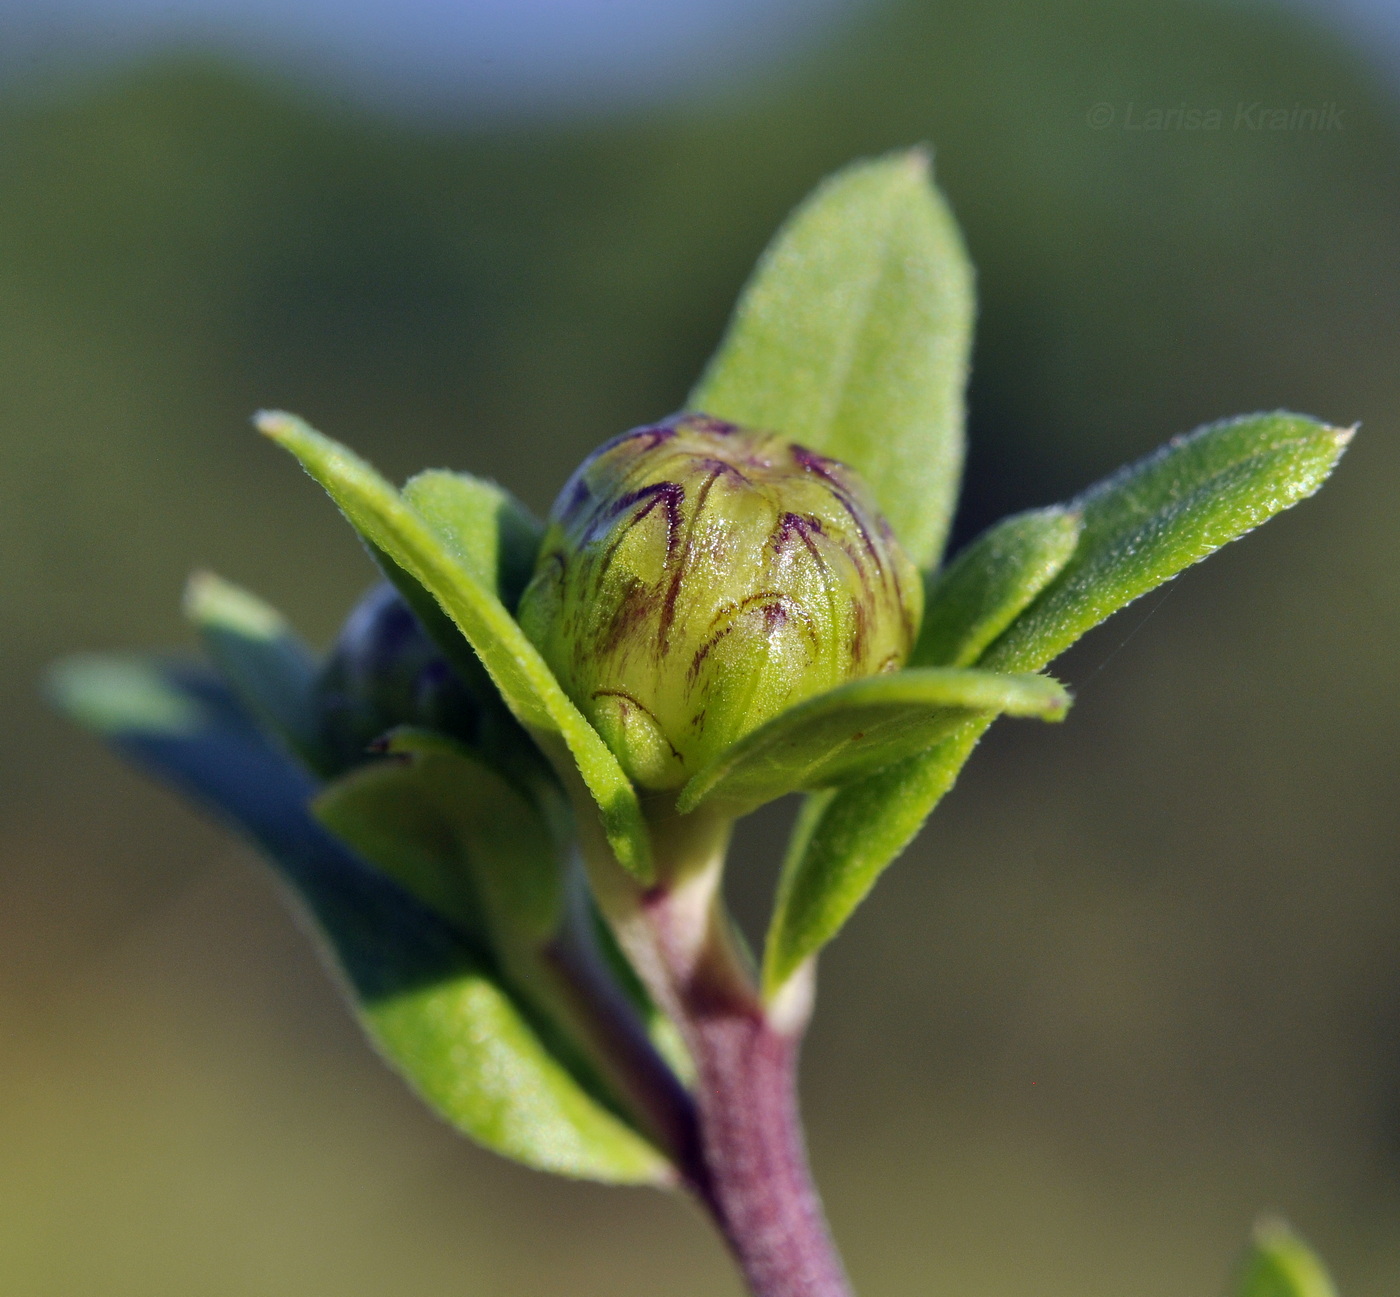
top-left (517, 413), bottom-right (923, 791)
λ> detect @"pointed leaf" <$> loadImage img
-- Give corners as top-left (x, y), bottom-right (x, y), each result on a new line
top-left (48, 655), bottom-right (670, 1185)
top-left (762, 720), bottom-right (987, 995)
top-left (983, 412), bottom-right (1352, 673)
top-left (257, 411), bottom-right (651, 881)
top-left (403, 469), bottom-right (543, 611)
top-left (765, 412), bottom-right (1350, 997)
top-left (366, 540), bottom-right (491, 688)
top-left (680, 668), bottom-right (1067, 817)
top-left (183, 571), bottom-right (328, 772)
top-left (913, 507), bottom-right (1081, 668)
top-left (689, 150), bottom-right (974, 568)
top-left (313, 739), bottom-right (613, 1112)
top-left (1234, 1220), bottom-right (1337, 1297)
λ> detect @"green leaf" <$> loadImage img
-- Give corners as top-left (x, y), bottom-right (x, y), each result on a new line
top-left (762, 720), bottom-right (986, 995)
top-left (314, 731), bottom-right (700, 1171)
top-left (354, 552), bottom-right (564, 811)
top-left (367, 964), bottom-right (669, 1185)
top-left (257, 411), bottom-right (652, 881)
top-left (680, 668), bottom-right (1068, 817)
top-left (371, 944), bottom-right (668, 1186)
top-left (49, 655), bottom-right (669, 1185)
top-left (689, 150), bottom-right (974, 569)
top-left (913, 507), bottom-right (1081, 668)
top-left (316, 729), bottom-right (563, 949)
top-left (1234, 1219), bottom-right (1337, 1297)
top-left (354, 549), bottom-right (568, 871)
top-left (311, 756), bottom-right (489, 945)
top-left (183, 570), bottom-right (328, 771)
top-left (403, 469), bottom-right (543, 611)
top-left (983, 412), bottom-right (1353, 674)
top-left (313, 734), bottom-right (614, 1107)
top-left (365, 539), bottom-right (490, 688)
top-left (764, 412), bottom-right (1351, 997)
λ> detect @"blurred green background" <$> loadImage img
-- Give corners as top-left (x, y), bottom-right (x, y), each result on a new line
top-left (3, 0), bottom-right (1399, 1291)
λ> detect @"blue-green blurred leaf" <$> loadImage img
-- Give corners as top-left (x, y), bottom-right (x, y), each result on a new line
top-left (49, 655), bottom-right (670, 1185)
top-left (689, 150), bottom-right (974, 569)
top-left (257, 411), bottom-right (652, 881)
top-left (403, 469), bottom-right (543, 612)
top-left (680, 667), bottom-right (1067, 817)
top-left (49, 654), bottom-right (204, 736)
top-left (1234, 1220), bottom-right (1338, 1297)
top-left (913, 507), bottom-right (1081, 668)
top-left (766, 412), bottom-right (1350, 998)
top-left (183, 571), bottom-right (327, 772)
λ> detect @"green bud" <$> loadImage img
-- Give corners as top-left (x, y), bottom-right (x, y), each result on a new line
top-left (517, 414), bottom-right (922, 790)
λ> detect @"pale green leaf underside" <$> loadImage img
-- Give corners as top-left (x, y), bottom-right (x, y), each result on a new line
top-left (368, 728), bottom-right (562, 944)
top-left (689, 149), bottom-right (974, 569)
top-left (765, 412), bottom-right (1351, 997)
top-left (680, 668), bottom-right (1068, 817)
top-left (257, 411), bottom-right (652, 881)
top-left (183, 570), bottom-right (326, 771)
top-left (313, 756), bottom-right (489, 945)
top-left (49, 654), bottom-right (667, 1186)
top-left (1234, 1220), bottom-right (1337, 1297)
top-left (914, 507), bottom-right (1081, 668)
top-left (367, 971), bottom-right (669, 1185)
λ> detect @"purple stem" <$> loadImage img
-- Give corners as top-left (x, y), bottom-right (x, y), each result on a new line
top-left (642, 884), bottom-right (853, 1297)
top-left (540, 883), bottom-right (708, 1187)
top-left (688, 996), bottom-right (852, 1297)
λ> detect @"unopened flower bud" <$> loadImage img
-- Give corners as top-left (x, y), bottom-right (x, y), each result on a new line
top-left (315, 582), bottom-right (479, 770)
top-left (517, 414), bottom-right (922, 790)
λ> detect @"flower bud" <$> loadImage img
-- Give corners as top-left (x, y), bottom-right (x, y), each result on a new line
top-left (315, 582), bottom-right (480, 770)
top-left (517, 414), bottom-right (922, 790)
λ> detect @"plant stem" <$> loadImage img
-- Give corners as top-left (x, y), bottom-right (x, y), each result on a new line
top-left (684, 981), bottom-right (851, 1297)
top-left (640, 859), bottom-right (852, 1297)
top-left (573, 788), bottom-right (852, 1295)
top-left (540, 869), bottom-right (707, 1184)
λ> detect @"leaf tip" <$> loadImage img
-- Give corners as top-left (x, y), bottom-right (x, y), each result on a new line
top-left (898, 143), bottom-right (932, 176)
top-left (253, 408), bottom-right (297, 440)
top-left (1239, 1216), bottom-right (1337, 1297)
top-left (1330, 421), bottom-right (1358, 450)
top-left (254, 409), bottom-right (338, 465)
top-left (674, 784), bottom-right (701, 817)
top-left (46, 654), bottom-right (204, 738)
top-left (1027, 675), bottom-right (1073, 722)
top-left (183, 570), bottom-right (287, 642)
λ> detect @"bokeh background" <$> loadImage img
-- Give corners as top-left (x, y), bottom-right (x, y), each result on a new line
top-left (2, 0), bottom-right (1399, 1292)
